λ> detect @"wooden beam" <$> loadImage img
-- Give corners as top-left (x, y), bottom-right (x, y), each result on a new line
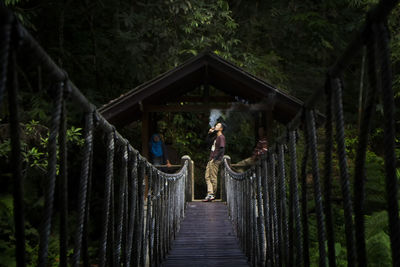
top-left (143, 102), bottom-right (275, 113)
top-left (167, 96), bottom-right (236, 103)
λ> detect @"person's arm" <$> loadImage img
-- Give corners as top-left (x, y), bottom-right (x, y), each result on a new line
top-left (206, 127), bottom-right (216, 145)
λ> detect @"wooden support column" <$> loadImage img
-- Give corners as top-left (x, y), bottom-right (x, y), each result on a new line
top-left (141, 110), bottom-right (150, 197)
top-left (254, 112), bottom-right (260, 140)
top-left (264, 93), bottom-right (276, 144)
top-left (265, 109), bottom-right (274, 145)
top-left (141, 111), bottom-right (150, 159)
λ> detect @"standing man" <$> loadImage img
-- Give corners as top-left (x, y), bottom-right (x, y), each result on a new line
top-left (203, 122), bottom-right (226, 202)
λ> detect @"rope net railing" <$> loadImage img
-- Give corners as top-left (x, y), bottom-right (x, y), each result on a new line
top-left (0, 6), bottom-right (191, 267)
top-left (223, 0), bottom-right (399, 266)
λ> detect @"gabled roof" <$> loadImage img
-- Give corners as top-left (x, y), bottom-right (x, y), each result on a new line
top-left (99, 52), bottom-right (305, 126)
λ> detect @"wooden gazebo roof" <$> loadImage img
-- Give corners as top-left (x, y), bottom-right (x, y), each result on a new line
top-left (99, 52), bottom-right (304, 127)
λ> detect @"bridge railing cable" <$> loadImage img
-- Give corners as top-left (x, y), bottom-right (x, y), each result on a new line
top-left (0, 6), bottom-right (191, 267)
top-left (223, 0), bottom-right (399, 266)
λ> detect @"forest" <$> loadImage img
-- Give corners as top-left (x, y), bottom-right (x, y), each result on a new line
top-left (1, 0), bottom-right (400, 266)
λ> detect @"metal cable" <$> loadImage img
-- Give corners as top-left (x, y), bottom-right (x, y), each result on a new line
top-left (305, 109), bottom-right (327, 267)
top-left (38, 81), bottom-right (64, 267)
top-left (331, 77), bottom-right (356, 267)
top-left (72, 111), bottom-right (94, 267)
top-left (376, 21), bottom-right (400, 267)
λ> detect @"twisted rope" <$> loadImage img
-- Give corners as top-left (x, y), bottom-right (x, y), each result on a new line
top-left (72, 111), bottom-right (94, 267)
top-left (148, 170), bottom-right (156, 266)
top-left (268, 152), bottom-right (280, 266)
top-left (59, 84), bottom-right (68, 267)
top-left (122, 167), bottom-right (129, 267)
top-left (114, 144), bottom-right (128, 266)
top-left (289, 131), bottom-right (303, 266)
top-left (0, 6), bottom-right (12, 110)
top-left (306, 109), bottom-right (327, 267)
top-left (135, 160), bottom-right (146, 267)
top-left (38, 81), bottom-right (64, 267)
top-left (323, 78), bottom-right (336, 267)
top-left (277, 144), bottom-right (289, 266)
top-left (7, 28), bottom-right (26, 267)
top-left (353, 23), bottom-right (380, 266)
top-left (376, 21), bottom-right (400, 267)
top-left (300, 124), bottom-right (310, 267)
top-left (256, 161), bottom-right (266, 266)
top-left (142, 165), bottom-right (151, 267)
top-left (331, 76), bottom-right (356, 267)
top-left (99, 130), bottom-right (115, 267)
top-left (261, 157), bottom-right (272, 265)
top-left (110, 175), bottom-right (115, 265)
top-left (82, 135), bottom-right (94, 267)
top-left (126, 150), bottom-right (138, 267)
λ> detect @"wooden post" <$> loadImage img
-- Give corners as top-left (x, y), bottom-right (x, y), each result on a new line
top-left (221, 155), bottom-right (231, 202)
top-left (181, 155), bottom-right (193, 202)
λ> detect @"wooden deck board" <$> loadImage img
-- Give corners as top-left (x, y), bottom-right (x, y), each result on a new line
top-left (161, 202), bottom-right (249, 267)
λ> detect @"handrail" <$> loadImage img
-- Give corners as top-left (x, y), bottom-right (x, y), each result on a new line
top-left (223, 0), bottom-right (399, 266)
top-left (0, 6), bottom-right (191, 267)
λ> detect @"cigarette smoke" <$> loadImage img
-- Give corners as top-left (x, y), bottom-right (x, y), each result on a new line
top-left (209, 109), bottom-right (223, 127)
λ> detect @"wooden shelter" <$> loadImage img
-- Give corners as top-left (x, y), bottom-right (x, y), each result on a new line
top-left (99, 52), bottom-right (305, 158)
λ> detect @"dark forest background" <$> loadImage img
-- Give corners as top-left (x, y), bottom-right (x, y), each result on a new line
top-left (1, 0), bottom-right (400, 266)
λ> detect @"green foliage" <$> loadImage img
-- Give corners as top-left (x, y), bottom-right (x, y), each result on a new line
top-left (0, 194), bottom-right (42, 267)
top-left (0, 120), bottom-right (84, 174)
top-left (5, 0), bottom-right (23, 6)
top-left (365, 211), bottom-right (392, 266)
top-left (0, 194), bottom-right (16, 267)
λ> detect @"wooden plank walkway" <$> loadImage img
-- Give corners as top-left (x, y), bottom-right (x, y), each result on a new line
top-left (161, 201), bottom-right (249, 267)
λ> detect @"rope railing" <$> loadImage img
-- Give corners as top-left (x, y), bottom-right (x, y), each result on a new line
top-left (223, 0), bottom-right (399, 266)
top-left (0, 6), bottom-right (191, 267)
